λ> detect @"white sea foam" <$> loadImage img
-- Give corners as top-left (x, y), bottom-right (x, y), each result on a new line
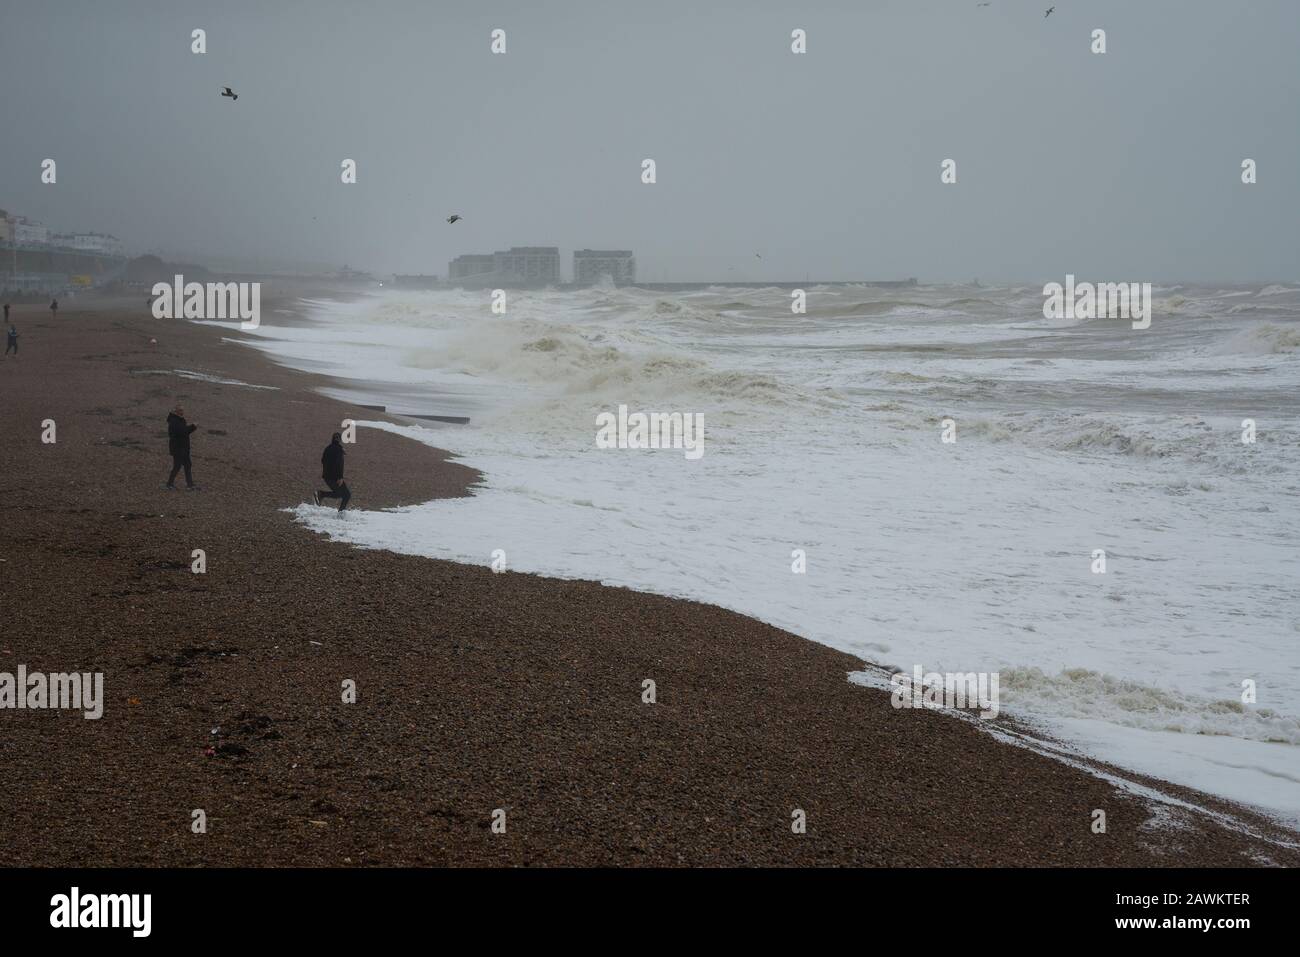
top-left (132, 368), bottom-right (278, 390)
top-left (245, 282), bottom-right (1300, 820)
top-left (1206, 322), bottom-right (1300, 356)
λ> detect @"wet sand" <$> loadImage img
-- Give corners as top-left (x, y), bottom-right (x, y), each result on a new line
top-left (0, 292), bottom-right (1295, 866)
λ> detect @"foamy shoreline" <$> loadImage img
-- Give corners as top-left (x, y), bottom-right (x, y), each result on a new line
top-left (239, 284), bottom-right (1300, 824)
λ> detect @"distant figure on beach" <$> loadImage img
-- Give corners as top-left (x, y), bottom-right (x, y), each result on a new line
top-left (314, 432), bottom-right (351, 511)
top-left (4, 324), bottom-right (16, 356)
top-left (3, 303), bottom-right (9, 322)
top-left (50, 298), bottom-right (58, 318)
top-left (165, 404), bottom-right (199, 490)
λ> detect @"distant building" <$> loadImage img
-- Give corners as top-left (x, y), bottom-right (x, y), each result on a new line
top-left (447, 254), bottom-right (496, 281)
top-left (392, 274), bottom-right (440, 289)
top-left (1, 216), bottom-right (122, 255)
top-left (13, 218), bottom-right (49, 246)
top-left (334, 265), bottom-right (376, 282)
top-left (447, 247), bottom-right (560, 285)
top-left (71, 232), bottom-right (124, 256)
top-left (493, 246), bottom-right (560, 284)
top-left (573, 249), bottom-right (635, 284)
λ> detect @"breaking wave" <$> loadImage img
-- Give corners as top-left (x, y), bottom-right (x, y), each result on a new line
top-left (999, 667), bottom-right (1300, 745)
top-left (1206, 323), bottom-right (1300, 356)
top-left (402, 314), bottom-right (803, 418)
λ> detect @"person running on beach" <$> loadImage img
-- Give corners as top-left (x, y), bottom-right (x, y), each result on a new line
top-left (165, 403), bottom-right (199, 490)
top-left (314, 432), bottom-right (351, 511)
top-left (4, 324), bottom-right (16, 356)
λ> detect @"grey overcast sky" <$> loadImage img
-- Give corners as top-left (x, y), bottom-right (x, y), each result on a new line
top-left (1, 0), bottom-right (1296, 281)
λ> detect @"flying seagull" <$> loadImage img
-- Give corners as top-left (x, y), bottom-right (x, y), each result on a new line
top-left (446, 214), bottom-right (462, 224)
top-left (220, 87), bottom-right (238, 101)
top-left (1045, 6), bottom-right (1055, 16)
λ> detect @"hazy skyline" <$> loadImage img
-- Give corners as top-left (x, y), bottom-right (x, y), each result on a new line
top-left (2, 0), bottom-right (1297, 281)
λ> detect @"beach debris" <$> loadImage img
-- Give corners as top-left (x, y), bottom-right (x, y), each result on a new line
top-left (446, 214), bottom-right (462, 224)
top-left (308, 820), bottom-right (329, 827)
top-left (309, 640), bottom-right (322, 646)
top-left (220, 86), bottom-right (238, 101)
top-left (203, 745), bottom-right (216, 757)
top-left (127, 696), bottom-right (141, 706)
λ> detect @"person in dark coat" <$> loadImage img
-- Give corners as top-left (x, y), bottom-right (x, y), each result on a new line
top-left (4, 324), bottom-right (16, 356)
top-left (49, 298), bottom-right (58, 318)
top-left (315, 432), bottom-right (351, 511)
top-left (165, 404), bottom-right (199, 490)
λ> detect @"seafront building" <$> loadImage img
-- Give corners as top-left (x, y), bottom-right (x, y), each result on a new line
top-left (447, 247), bottom-right (561, 286)
top-left (392, 274), bottom-right (440, 289)
top-left (447, 253), bottom-right (497, 282)
top-left (1, 206), bottom-right (128, 296)
top-left (573, 249), bottom-right (635, 284)
top-left (446, 246), bottom-right (629, 286)
top-left (71, 232), bottom-right (125, 256)
top-left (13, 218), bottom-right (49, 245)
top-left (0, 206), bottom-right (124, 256)
top-left (493, 246), bottom-right (561, 283)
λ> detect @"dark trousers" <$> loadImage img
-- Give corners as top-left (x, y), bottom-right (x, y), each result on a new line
top-left (4, 339), bottom-right (14, 354)
top-left (168, 454), bottom-right (194, 487)
top-left (319, 477), bottom-right (351, 510)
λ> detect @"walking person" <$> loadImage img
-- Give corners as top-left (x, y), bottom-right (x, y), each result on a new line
top-left (314, 432), bottom-right (351, 511)
top-left (49, 298), bottom-right (58, 318)
top-left (4, 324), bottom-right (15, 356)
top-left (3, 303), bottom-right (9, 322)
top-left (165, 403), bottom-right (199, 490)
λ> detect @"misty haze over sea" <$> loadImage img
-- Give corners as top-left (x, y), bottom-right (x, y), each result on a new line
top-left (2, 0), bottom-right (1297, 282)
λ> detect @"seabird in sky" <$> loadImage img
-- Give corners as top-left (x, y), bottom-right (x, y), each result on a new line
top-left (220, 87), bottom-right (238, 101)
top-left (446, 214), bottom-right (462, 224)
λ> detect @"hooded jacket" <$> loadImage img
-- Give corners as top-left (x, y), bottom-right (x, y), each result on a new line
top-left (321, 435), bottom-right (345, 482)
top-left (167, 412), bottom-right (196, 457)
